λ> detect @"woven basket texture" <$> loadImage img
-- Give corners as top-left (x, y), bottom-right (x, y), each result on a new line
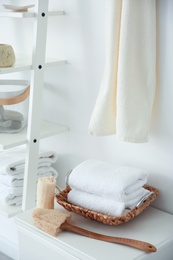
top-left (55, 185), bottom-right (159, 225)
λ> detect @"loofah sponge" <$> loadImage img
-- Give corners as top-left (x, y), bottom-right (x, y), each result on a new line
top-left (36, 176), bottom-right (56, 209)
top-left (32, 208), bottom-right (71, 236)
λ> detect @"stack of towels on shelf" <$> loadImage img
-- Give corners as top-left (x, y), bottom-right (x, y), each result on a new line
top-left (0, 146), bottom-right (58, 205)
top-left (67, 160), bottom-right (151, 216)
top-left (0, 105), bottom-right (25, 133)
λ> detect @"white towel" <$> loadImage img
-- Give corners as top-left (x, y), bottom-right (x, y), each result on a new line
top-left (0, 119), bottom-right (12, 128)
top-left (68, 189), bottom-right (125, 216)
top-left (0, 105), bottom-right (25, 133)
top-left (0, 183), bottom-right (23, 197)
top-left (0, 166), bottom-right (58, 187)
top-left (68, 187), bottom-right (150, 216)
top-left (67, 160), bottom-right (148, 200)
top-left (89, 0), bottom-right (156, 143)
top-left (0, 105), bottom-right (24, 121)
top-left (0, 120), bottom-right (23, 133)
top-left (1, 194), bottom-right (22, 206)
top-left (0, 146), bottom-right (57, 175)
top-left (0, 170), bottom-right (58, 205)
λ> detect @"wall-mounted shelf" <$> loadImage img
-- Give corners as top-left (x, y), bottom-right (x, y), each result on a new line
top-left (0, 10), bottom-right (65, 18)
top-left (0, 121), bottom-right (68, 217)
top-left (0, 56), bottom-right (67, 75)
top-left (0, 0), bottom-right (68, 216)
top-left (0, 121), bottom-right (68, 150)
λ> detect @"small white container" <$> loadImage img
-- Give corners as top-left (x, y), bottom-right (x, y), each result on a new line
top-left (0, 80), bottom-right (30, 133)
top-left (0, 44), bottom-right (15, 68)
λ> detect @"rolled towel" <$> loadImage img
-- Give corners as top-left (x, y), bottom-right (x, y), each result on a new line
top-left (3, 109), bottom-right (24, 121)
top-left (67, 160), bottom-right (148, 200)
top-left (0, 105), bottom-right (24, 122)
top-left (0, 120), bottom-right (23, 133)
top-left (0, 119), bottom-right (12, 128)
top-left (67, 188), bottom-right (150, 216)
top-left (0, 146), bottom-right (57, 175)
top-left (0, 105), bottom-right (25, 133)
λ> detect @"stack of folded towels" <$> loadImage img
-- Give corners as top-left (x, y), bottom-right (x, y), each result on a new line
top-left (0, 145), bottom-right (58, 205)
top-left (0, 105), bottom-right (25, 133)
top-left (67, 160), bottom-right (151, 216)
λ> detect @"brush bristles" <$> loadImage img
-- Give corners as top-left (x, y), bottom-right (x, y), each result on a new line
top-left (32, 208), bottom-right (71, 236)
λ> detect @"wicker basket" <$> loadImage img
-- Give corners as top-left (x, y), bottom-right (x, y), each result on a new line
top-left (55, 185), bottom-right (159, 225)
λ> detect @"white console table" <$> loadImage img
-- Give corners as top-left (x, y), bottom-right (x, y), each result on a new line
top-left (15, 206), bottom-right (173, 260)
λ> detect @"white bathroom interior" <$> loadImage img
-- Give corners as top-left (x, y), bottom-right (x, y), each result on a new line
top-left (0, 0), bottom-right (173, 259)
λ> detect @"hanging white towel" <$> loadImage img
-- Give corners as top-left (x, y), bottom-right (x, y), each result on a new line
top-left (89, 0), bottom-right (156, 142)
top-left (0, 146), bottom-right (57, 175)
top-left (67, 160), bottom-right (148, 200)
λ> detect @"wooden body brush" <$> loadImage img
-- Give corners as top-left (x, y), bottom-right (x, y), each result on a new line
top-left (32, 208), bottom-right (156, 253)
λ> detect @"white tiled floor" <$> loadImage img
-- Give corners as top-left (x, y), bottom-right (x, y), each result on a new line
top-left (0, 252), bottom-right (14, 260)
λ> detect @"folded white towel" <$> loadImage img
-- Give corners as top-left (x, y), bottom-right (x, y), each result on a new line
top-left (68, 189), bottom-right (125, 216)
top-left (0, 146), bottom-right (57, 175)
top-left (67, 160), bottom-right (148, 200)
top-left (0, 120), bottom-right (23, 133)
top-left (0, 105), bottom-right (24, 121)
top-left (0, 166), bottom-right (58, 187)
top-left (1, 194), bottom-right (22, 206)
top-left (1, 162), bottom-right (53, 176)
top-left (68, 187), bottom-right (150, 216)
top-left (89, 0), bottom-right (156, 143)
top-left (0, 169), bottom-right (58, 205)
top-left (0, 183), bottom-right (22, 197)
top-left (0, 105), bottom-right (25, 133)
top-left (0, 119), bottom-right (12, 127)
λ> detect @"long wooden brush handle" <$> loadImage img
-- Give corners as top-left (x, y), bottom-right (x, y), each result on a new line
top-left (61, 221), bottom-right (156, 253)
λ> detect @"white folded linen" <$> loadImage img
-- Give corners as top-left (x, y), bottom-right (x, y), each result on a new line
top-left (67, 160), bottom-right (148, 200)
top-left (1, 194), bottom-right (22, 206)
top-left (0, 166), bottom-right (58, 187)
top-left (89, 0), bottom-right (156, 143)
top-left (68, 187), bottom-right (150, 216)
top-left (0, 120), bottom-right (23, 133)
top-left (0, 119), bottom-right (12, 127)
top-left (0, 105), bottom-right (25, 133)
top-left (0, 105), bottom-right (24, 121)
top-left (0, 168), bottom-right (58, 205)
top-left (0, 183), bottom-right (22, 197)
top-left (0, 146), bottom-right (57, 175)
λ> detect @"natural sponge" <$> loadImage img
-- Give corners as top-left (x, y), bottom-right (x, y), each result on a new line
top-left (36, 176), bottom-right (56, 209)
top-left (33, 208), bottom-right (71, 236)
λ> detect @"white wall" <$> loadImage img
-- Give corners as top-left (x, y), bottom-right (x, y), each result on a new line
top-left (0, 0), bottom-right (173, 214)
top-left (40, 0), bottom-right (173, 215)
top-left (0, 0), bottom-right (172, 258)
